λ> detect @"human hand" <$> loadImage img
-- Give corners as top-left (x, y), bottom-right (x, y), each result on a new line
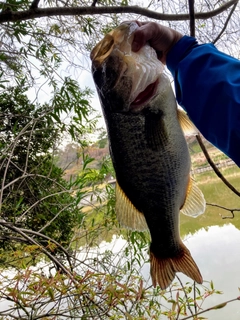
top-left (131, 21), bottom-right (183, 64)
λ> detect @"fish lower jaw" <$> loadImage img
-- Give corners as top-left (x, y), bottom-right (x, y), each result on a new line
top-left (129, 79), bottom-right (159, 112)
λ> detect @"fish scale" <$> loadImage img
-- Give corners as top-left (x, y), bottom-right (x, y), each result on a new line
top-left (91, 22), bottom-right (206, 289)
top-left (106, 105), bottom-right (189, 255)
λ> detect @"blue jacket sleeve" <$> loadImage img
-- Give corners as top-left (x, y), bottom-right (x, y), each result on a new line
top-left (167, 35), bottom-right (240, 167)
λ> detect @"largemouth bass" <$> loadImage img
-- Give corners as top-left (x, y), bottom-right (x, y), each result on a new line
top-left (90, 22), bottom-right (206, 290)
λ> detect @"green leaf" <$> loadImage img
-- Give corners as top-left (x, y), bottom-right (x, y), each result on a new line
top-left (210, 280), bottom-right (214, 290)
top-left (213, 302), bottom-right (227, 309)
top-left (47, 288), bottom-right (55, 301)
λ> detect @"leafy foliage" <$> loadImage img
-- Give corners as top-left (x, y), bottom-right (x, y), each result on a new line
top-left (0, 0), bottom-right (240, 319)
top-left (0, 87), bottom-right (85, 254)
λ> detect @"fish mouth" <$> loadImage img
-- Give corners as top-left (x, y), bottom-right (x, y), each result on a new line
top-left (130, 79), bottom-right (159, 112)
top-left (91, 22), bottom-right (164, 113)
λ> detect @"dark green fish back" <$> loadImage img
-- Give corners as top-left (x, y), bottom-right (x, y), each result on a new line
top-left (105, 99), bottom-right (190, 256)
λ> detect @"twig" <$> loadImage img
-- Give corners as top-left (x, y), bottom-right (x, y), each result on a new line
top-left (181, 296), bottom-right (240, 319)
top-left (0, 1), bottom-right (238, 24)
top-left (196, 134), bottom-right (240, 197)
top-left (91, 0), bottom-right (98, 6)
top-left (23, 121), bottom-right (36, 175)
top-left (207, 202), bottom-right (240, 219)
top-left (30, 0), bottom-right (40, 9)
top-left (188, 0), bottom-right (195, 37)
top-left (0, 120), bottom-right (34, 212)
top-left (212, 0), bottom-right (238, 44)
top-left (20, 228), bottom-right (73, 271)
top-left (15, 189), bottom-right (72, 223)
top-left (0, 219), bottom-right (73, 278)
top-left (37, 201), bottom-right (73, 233)
top-left (193, 281), bottom-right (197, 314)
top-left (176, 276), bottom-right (195, 318)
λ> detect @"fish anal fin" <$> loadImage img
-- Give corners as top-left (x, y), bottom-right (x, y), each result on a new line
top-left (177, 109), bottom-right (198, 136)
top-left (180, 177), bottom-right (206, 217)
top-left (150, 242), bottom-right (203, 290)
top-left (116, 182), bottom-right (148, 231)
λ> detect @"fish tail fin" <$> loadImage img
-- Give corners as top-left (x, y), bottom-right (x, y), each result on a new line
top-left (150, 242), bottom-right (203, 290)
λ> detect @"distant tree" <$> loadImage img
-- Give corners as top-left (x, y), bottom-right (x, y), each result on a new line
top-left (0, 86), bottom-right (88, 255)
top-left (97, 129), bottom-right (108, 149)
top-left (55, 143), bottom-right (80, 170)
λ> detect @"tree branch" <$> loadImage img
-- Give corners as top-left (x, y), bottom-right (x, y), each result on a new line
top-left (188, 0), bottom-right (195, 37)
top-left (207, 202), bottom-right (240, 219)
top-left (176, 275), bottom-right (195, 318)
top-left (196, 134), bottom-right (240, 198)
top-left (21, 228), bottom-right (73, 270)
top-left (181, 296), bottom-right (240, 320)
top-left (0, 219), bottom-right (73, 278)
top-left (212, 0), bottom-right (238, 44)
top-left (0, 1), bottom-right (238, 24)
top-left (30, 0), bottom-right (40, 9)
top-left (91, 0), bottom-right (98, 6)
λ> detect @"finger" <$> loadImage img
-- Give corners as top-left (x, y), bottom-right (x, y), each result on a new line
top-left (120, 20), bottom-right (140, 26)
top-left (132, 24), bottom-right (156, 52)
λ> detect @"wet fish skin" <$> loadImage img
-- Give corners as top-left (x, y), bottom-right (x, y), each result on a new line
top-left (104, 79), bottom-right (189, 254)
top-left (91, 22), bottom-right (205, 289)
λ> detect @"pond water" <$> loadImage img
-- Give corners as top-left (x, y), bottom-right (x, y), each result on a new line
top-left (1, 224), bottom-right (240, 319)
top-left (135, 223), bottom-right (240, 319)
top-left (181, 223), bottom-right (240, 319)
top-left (75, 223), bottom-right (240, 319)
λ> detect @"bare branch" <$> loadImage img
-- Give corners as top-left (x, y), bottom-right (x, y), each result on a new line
top-left (0, 1), bottom-right (238, 24)
top-left (30, 0), bottom-right (40, 9)
top-left (212, 0), bottom-right (238, 44)
top-left (207, 202), bottom-right (240, 219)
top-left (196, 134), bottom-right (240, 197)
top-left (0, 219), bottom-right (74, 278)
top-left (181, 296), bottom-right (240, 320)
top-left (91, 0), bottom-right (98, 7)
top-left (21, 228), bottom-right (73, 270)
top-left (15, 188), bottom-right (72, 223)
top-left (188, 0), bottom-right (195, 37)
top-left (176, 275), bottom-right (195, 318)
top-left (37, 201), bottom-right (73, 233)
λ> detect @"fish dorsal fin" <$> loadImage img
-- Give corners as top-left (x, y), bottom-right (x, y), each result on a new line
top-left (115, 182), bottom-right (148, 231)
top-left (180, 177), bottom-right (206, 217)
top-left (177, 109), bottom-right (198, 136)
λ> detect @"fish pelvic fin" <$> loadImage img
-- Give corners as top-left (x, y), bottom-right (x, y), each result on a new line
top-left (115, 182), bottom-right (148, 231)
top-left (150, 242), bottom-right (203, 290)
top-left (180, 177), bottom-right (206, 217)
top-left (177, 109), bottom-right (198, 136)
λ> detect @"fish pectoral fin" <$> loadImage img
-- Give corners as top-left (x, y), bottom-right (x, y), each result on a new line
top-left (150, 242), bottom-right (203, 290)
top-left (116, 182), bottom-right (148, 231)
top-left (180, 177), bottom-right (206, 217)
top-left (177, 108), bottom-right (198, 136)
